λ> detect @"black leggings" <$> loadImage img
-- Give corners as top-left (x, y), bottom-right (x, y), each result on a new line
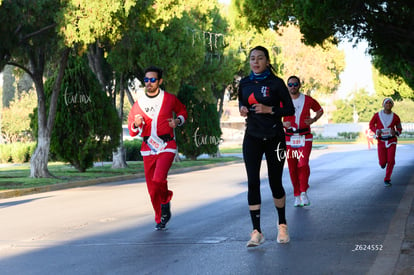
top-left (243, 133), bottom-right (286, 205)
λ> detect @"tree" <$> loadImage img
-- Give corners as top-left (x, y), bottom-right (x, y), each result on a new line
top-left (1, 91), bottom-right (36, 143)
top-left (372, 67), bottom-right (414, 122)
top-left (332, 89), bottom-right (381, 123)
top-left (0, 0), bottom-right (135, 177)
top-left (176, 84), bottom-right (222, 160)
top-left (275, 25), bottom-right (345, 96)
top-left (108, 0), bottom-right (237, 158)
top-left (16, 71), bottom-right (34, 96)
top-left (2, 65), bottom-right (15, 108)
top-left (235, 0), bottom-right (414, 93)
top-left (225, 4), bottom-right (345, 103)
top-left (392, 100), bottom-right (414, 123)
top-left (58, 0), bottom-right (138, 168)
top-left (332, 99), bottom-right (353, 123)
top-left (49, 55), bottom-right (121, 172)
top-left (372, 67), bottom-right (414, 101)
top-left (1, 0), bottom-right (71, 177)
top-left (178, 1), bottom-right (239, 133)
top-left (150, 0), bottom-right (236, 157)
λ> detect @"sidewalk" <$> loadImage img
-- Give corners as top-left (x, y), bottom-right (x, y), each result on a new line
top-left (372, 173), bottom-right (414, 275)
top-left (392, 179), bottom-right (414, 275)
top-left (0, 158), bottom-right (243, 200)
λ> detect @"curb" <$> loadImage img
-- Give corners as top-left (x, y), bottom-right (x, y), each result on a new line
top-left (0, 160), bottom-right (243, 200)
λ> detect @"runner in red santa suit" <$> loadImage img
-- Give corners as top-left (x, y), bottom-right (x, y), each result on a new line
top-left (365, 128), bottom-right (375, 150)
top-left (283, 76), bottom-right (323, 207)
top-left (369, 98), bottom-right (402, 186)
top-left (128, 66), bottom-right (188, 230)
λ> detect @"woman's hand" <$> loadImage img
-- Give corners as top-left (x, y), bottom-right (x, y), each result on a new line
top-left (251, 103), bottom-right (272, 114)
top-left (240, 106), bottom-right (249, 117)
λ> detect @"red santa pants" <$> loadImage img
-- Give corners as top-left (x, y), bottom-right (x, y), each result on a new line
top-left (287, 141), bottom-right (313, 197)
top-left (143, 152), bottom-right (175, 224)
top-left (377, 141), bottom-right (396, 182)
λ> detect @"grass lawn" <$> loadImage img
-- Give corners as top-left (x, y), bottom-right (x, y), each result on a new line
top-left (0, 157), bottom-right (241, 190)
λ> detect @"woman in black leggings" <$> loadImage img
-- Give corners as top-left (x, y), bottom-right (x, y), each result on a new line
top-left (238, 46), bottom-right (294, 247)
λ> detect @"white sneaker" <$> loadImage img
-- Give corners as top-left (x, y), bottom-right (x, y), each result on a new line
top-left (300, 192), bottom-right (310, 206)
top-left (277, 224), bottom-right (290, 243)
top-left (294, 196), bottom-right (302, 207)
top-left (246, 229), bottom-right (265, 247)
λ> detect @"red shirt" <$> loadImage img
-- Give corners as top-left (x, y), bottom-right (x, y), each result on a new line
top-left (128, 90), bottom-right (187, 155)
top-left (283, 94), bottom-right (322, 139)
top-left (369, 111), bottom-right (402, 143)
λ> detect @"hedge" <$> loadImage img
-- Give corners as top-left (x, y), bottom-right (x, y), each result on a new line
top-left (0, 140), bottom-right (142, 164)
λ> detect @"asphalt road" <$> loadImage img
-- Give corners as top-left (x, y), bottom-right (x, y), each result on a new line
top-left (0, 144), bottom-right (413, 275)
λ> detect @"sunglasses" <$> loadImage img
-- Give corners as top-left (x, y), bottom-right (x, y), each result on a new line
top-left (288, 82), bottom-right (299, 87)
top-left (144, 77), bottom-right (158, 83)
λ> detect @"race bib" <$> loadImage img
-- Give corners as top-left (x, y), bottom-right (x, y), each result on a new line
top-left (290, 134), bottom-right (305, 148)
top-left (147, 135), bottom-right (166, 153)
top-left (381, 128), bottom-right (392, 138)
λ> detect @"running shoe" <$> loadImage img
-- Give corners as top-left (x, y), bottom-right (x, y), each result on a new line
top-left (246, 229), bottom-right (265, 247)
top-left (300, 192), bottom-right (310, 206)
top-left (384, 180), bottom-right (392, 187)
top-left (294, 196), bottom-right (302, 207)
top-left (155, 223), bottom-right (166, 231)
top-left (277, 224), bottom-right (290, 243)
top-left (161, 202), bottom-right (171, 226)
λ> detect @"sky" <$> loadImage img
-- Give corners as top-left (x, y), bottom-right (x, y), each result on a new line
top-left (217, 0), bottom-right (376, 99)
top-left (336, 40), bottom-right (375, 99)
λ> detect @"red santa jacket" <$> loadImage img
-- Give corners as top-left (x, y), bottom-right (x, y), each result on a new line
top-left (283, 94), bottom-right (322, 141)
top-left (128, 90), bottom-right (187, 156)
top-left (369, 111), bottom-right (402, 146)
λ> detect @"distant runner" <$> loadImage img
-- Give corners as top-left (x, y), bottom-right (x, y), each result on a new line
top-left (369, 98), bottom-right (402, 186)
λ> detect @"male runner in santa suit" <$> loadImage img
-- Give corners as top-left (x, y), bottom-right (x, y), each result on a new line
top-left (128, 66), bottom-right (188, 230)
top-left (283, 76), bottom-right (323, 207)
top-left (369, 97), bottom-right (402, 186)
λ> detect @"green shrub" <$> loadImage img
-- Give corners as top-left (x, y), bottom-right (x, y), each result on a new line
top-left (10, 143), bottom-right (28, 163)
top-left (337, 132), bottom-right (362, 140)
top-left (400, 131), bottom-right (414, 138)
top-left (0, 142), bottom-right (36, 163)
top-left (0, 144), bottom-right (12, 163)
top-left (124, 139), bottom-right (143, 161)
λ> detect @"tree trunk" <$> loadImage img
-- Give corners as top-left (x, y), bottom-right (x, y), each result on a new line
top-left (0, 108), bottom-right (3, 144)
top-left (209, 151), bottom-right (222, 158)
top-left (125, 86), bottom-right (136, 106)
top-left (111, 73), bottom-right (128, 168)
top-left (30, 48), bottom-right (70, 178)
top-left (174, 151), bottom-right (181, 162)
top-left (87, 43), bottom-right (107, 88)
top-left (30, 135), bottom-right (53, 177)
top-left (112, 145), bottom-right (128, 168)
top-left (214, 85), bottom-right (226, 158)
